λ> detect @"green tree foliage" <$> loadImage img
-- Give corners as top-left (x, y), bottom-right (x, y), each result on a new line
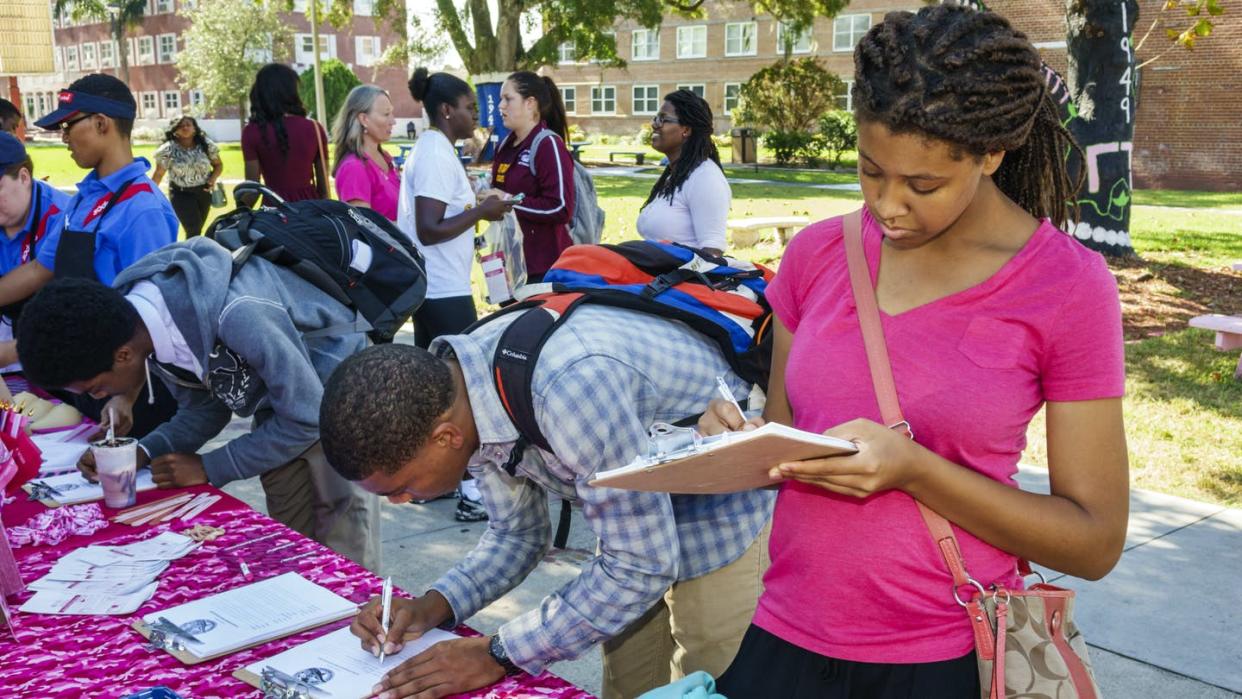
top-left (298, 59), bottom-right (362, 123)
top-left (53, 0), bottom-right (148, 84)
top-left (735, 57), bottom-right (843, 132)
top-left (176, 0), bottom-right (291, 130)
top-left (816, 110), bottom-right (857, 168)
top-left (422, 0), bottom-right (849, 74)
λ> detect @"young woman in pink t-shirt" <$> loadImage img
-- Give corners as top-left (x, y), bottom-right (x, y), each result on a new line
top-left (701, 6), bottom-right (1129, 697)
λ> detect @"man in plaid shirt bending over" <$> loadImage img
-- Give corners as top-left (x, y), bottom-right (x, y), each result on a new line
top-left (320, 304), bottom-right (774, 699)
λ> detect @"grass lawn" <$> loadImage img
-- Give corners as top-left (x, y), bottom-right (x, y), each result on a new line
top-left (1129, 206), bottom-right (1242, 270)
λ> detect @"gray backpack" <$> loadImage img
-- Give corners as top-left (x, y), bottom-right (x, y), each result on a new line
top-left (529, 129), bottom-right (606, 245)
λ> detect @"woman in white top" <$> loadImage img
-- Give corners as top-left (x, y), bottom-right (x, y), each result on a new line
top-left (398, 68), bottom-right (511, 349)
top-left (636, 89), bottom-right (732, 256)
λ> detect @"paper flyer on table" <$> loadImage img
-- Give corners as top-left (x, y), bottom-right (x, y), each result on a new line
top-left (27, 468), bottom-right (156, 505)
top-left (19, 581), bottom-right (158, 615)
top-left (241, 625), bottom-right (461, 699)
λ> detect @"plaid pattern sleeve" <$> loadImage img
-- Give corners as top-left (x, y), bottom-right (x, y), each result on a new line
top-left (497, 354), bottom-right (682, 673)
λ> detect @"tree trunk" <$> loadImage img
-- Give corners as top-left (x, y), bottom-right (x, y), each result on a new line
top-left (1063, 0), bottom-right (1140, 257)
top-left (114, 18), bottom-right (130, 85)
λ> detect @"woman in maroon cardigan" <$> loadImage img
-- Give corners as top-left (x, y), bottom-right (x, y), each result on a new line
top-left (490, 71), bottom-right (576, 283)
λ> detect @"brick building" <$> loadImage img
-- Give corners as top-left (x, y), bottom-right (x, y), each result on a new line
top-left (12, 0), bottom-right (420, 142)
top-left (989, 0), bottom-right (1242, 191)
top-left (543, 0), bottom-right (907, 138)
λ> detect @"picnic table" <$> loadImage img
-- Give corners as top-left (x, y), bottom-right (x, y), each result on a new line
top-left (0, 476), bottom-right (592, 697)
top-left (608, 151), bottom-right (647, 165)
top-left (569, 141), bottom-right (592, 162)
top-left (1189, 314), bottom-right (1242, 379)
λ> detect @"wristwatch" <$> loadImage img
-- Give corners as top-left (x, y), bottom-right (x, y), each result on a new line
top-left (487, 634), bottom-right (521, 676)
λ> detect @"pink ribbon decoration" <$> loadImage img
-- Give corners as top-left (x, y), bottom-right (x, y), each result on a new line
top-left (8, 504), bottom-right (109, 548)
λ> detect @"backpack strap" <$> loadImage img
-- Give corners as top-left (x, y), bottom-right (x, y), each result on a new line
top-left (526, 129), bottom-right (558, 179)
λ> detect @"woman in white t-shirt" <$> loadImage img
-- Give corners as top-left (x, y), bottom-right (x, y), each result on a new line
top-left (398, 68), bottom-right (512, 348)
top-left (636, 89), bottom-right (732, 256)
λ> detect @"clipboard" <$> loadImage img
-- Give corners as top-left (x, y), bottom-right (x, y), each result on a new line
top-left (232, 666), bottom-right (331, 698)
top-left (590, 421), bottom-right (858, 494)
top-left (21, 469), bottom-right (157, 508)
top-left (132, 609), bottom-right (356, 665)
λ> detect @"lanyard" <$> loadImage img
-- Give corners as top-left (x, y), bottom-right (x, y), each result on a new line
top-left (19, 185), bottom-right (60, 265)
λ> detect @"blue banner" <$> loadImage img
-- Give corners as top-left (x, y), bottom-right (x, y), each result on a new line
top-left (476, 82), bottom-right (509, 162)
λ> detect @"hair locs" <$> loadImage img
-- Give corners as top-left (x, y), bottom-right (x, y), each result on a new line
top-left (853, 5), bottom-right (1083, 228)
top-left (643, 89), bottom-right (722, 209)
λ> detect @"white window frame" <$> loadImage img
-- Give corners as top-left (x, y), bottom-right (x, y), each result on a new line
top-left (355, 36), bottom-right (381, 66)
top-left (293, 0), bottom-right (308, 12)
top-left (138, 36), bottom-right (155, 65)
top-left (126, 38), bottom-right (136, 65)
top-left (677, 83), bottom-right (706, 99)
top-left (559, 86), bottom-right (577, 114)
top-left (776, 22), bottom-right (813, 54)
top-left (141, 91), bottom-right (160, 118)
top-left (833, 14), bottom-right (871, 52)
top-left (723, 82), bottom-right (741, 115)
top-left (189, 90), bottom-right (205, 109)
top-left (835, 79), bottom-right (854, 112)
top-left (296, 34), bottom-right (337, 65)
top-left (724, 21), bottom-right (757, 57)
top-left (157, 33), bottom-right (177, 63)
top-left (162, 91), bottom-right (182, 114)
top-left (632, 84), bottom-right (660, 115)
top-left (676, 25), bottom-right (707, 59)
top-left (65, 45), bottom-right (79, 72)
top-left (591, 85), bottom-right (616, 115)
top-left (80, 41), bottom-right (97, 70)
top-left (155, 0), bottom-right (173, 13)
top-left (353, 0), bottom-right (374, 16)
top-left (631, 28), bottom-right (659, 61)
top-left (557, 41), bottom-right (577, 64)
top-left (99, 39), bottom-right (116, 68)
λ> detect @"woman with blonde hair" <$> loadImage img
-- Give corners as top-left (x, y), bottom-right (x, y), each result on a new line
top-left (332, 84), bottom-right (400, 221)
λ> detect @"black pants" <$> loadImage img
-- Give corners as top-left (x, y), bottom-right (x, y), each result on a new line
top-left (414, 295), bottom-right (477, 349)
top-left (170, 187), bottom-right (212, 238)
top-left (716, 625), bottom-right (980, 699)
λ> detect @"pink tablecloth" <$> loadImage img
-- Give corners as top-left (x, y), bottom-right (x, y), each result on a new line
top-left (0, 487), bottom-right (593, 699)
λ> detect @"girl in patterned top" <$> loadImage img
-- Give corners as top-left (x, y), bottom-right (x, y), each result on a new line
top-left (152, 114), bottom-right (222, 238)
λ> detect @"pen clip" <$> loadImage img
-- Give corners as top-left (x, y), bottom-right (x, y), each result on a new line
top-left (260, 666), bottom-right (329, 698)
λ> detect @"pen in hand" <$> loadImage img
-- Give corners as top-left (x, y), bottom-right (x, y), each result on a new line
top-left (715, 375), bottom-right (746, 425)
top-left (378, 576), bottom-right (393, 663)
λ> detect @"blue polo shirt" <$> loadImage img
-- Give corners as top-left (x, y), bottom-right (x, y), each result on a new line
top-left (1, 180), bottom-right (70, 275)
top-left (37, 158), bottom-right (178, 285)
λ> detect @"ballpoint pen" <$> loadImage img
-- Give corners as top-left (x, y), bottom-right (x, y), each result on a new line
top-left (379, 576), bottom-right (393, 663)
top-left (715, 375), bottom-right (746, 424)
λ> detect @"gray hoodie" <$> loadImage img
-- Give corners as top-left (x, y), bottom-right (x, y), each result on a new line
top-left (116, 237), bottom-right (369, 486)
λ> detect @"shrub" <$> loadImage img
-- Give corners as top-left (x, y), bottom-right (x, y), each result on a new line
top-left (735, 58), bottom-right (844, 133)
top-left (816, 111), bottom-right (858, 169)
top-left (298, 59), bottom-right (362, 123)
top-left (763, 129), bottom-right (822, 167)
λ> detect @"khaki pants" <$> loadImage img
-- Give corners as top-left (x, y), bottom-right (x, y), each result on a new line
top-left (601, 522), bottom-right (771, 699)
top-left (259, 441), bottom-right (382, 572)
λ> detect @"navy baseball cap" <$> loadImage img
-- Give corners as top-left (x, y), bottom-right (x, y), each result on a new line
top-left (34, 74), bottom-right (137, 130)
top-left (0, 132), bottom-right (28, 170)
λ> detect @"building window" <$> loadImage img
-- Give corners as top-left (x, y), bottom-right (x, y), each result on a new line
top-left (591, 85), bottom-right (616, 115)
top-left (355, 36), bottom-right (381, 66)
top-left (141, 92), bottom-right (159, 118)
top-left (557, 42), bottom-right (577, 64)
top-left (163, 91), bottom-right (182, 114)
top-left (833, 15), bottom-right (871, 52)
top-left (631, 28), bottom-right (659, 61)
top-left (65, 45), bottom-right (79, 72)
top-left (155, 0), bottom-right (173, 13)
top-left (99, 40), bottom-right (116, 68)
top-left (632, 84), bottom-right (660, 115)
top-left (835, 79), bottom-right (854, 111)
top-left (560, 86), bottom-right (576, 114)
top-left (80, 42), bottom-right (97, 70)
top-left (292, 0), bottom-right (307, 12)
top-left (676, 83), bottom-right (706, 99)
top-left (676, 25), bottom-right (707, 59)
top-left (157, 33), bottom-right (177, 63)
top-left (353, 0), bottom-right (374, 15)
top-left (295, 34), bottom-right (337, 64)
top-left (724, 82), bottom-right (741, 114)
top-left (137, 36), bottom-right (155, 65)
top-left (724, 22), bottom-right (757, 57)
top-left (189, 90), bottom-right (204, 108)
top-left (776, 22), bottom-right (813, 54)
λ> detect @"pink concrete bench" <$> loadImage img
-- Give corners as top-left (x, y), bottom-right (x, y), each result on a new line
top-left (1189, 314), bottom-right (1242, 378)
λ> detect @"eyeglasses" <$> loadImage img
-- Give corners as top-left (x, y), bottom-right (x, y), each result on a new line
top-left (59, 114), bottom-right (94, 133)
top-left (651, 114), bottom-right (680, 127)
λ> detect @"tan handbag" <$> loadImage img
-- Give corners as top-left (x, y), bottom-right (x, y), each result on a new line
top-left (841, 209), bottom-right (1103, 699)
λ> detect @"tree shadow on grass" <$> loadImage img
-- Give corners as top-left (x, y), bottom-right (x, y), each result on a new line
top-left (1126, 328), bottom-right (1242, 418)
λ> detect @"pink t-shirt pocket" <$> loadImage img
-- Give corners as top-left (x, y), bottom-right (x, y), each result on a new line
top-left (957, 317), bottom-right (1026, 369)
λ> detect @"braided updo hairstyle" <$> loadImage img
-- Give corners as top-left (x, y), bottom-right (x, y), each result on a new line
top-left (643, 89), bottom-right (722, 208)
top-left (853, 4), bottom-right (1082, 227)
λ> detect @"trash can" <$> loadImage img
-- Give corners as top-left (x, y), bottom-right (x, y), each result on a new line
top-left (731, 127), bottom-right (757, 164)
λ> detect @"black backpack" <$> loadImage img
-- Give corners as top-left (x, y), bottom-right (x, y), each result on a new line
top-left (207, 182), bottom-right (427, 342)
